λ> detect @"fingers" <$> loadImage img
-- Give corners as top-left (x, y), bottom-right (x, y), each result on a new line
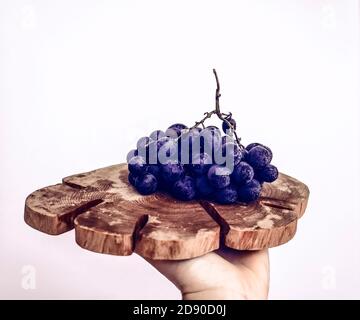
top-left (140, 252), bottom-right (241, 295)
top-left (139, 247), bottom-right (270, 300)
top-left (216, 246), bottom-right (269, 275)
top-left (215, 247), bottom-right (270, 298)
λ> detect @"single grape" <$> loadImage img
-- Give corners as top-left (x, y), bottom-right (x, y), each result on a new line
top-left (149, 130), bottom-right (166, 141)
top-left (195, 175), bottom-right (214, 197)
top-left (146, 164), bottom-right (161, 179)
top-left (161, 161), bottom-right (185, 183)
top-left (128, 156), bottom-right (147, 176)
top-left (172, 176), bottom-right (196, 200)
top-left (214, 185), bottom-right (238, 204)
top-left (245, 142), bottom-right (272, 157)
top-left (232, 161), bottom-right (254, 185)
top-left (222, 142), bottom-right (243, 167)
top-left (126, 149), bottom-right (138, 163)
top-left (135, 173), bottom-right (158, 195)
top-left (245, 142), bottom-right (262, 151)
top-left (246, 145), bottom-right (272, 169)
top-left (207, 165), bottom-right (231, 189)
top-left (128, 172), bottom-right (137, 186)
top-left (136, 136), bottom-right (151, 150)
top-left (255, 164), bottom-right (279, 183)
top-left (165, 123), bottom-right (188, 138)
top-left (189, 152), bottom-right (212, 176)
top-left (237, 179), bottom-right (262, 203)
top-left (262, 145), bottom-right (272, 157)
top-left (222, 118), bottom-right (237, 134)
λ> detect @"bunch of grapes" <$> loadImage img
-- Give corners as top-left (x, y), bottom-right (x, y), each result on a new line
top-left (126, 120), bottom-right (278, 204)
top-left (126, 69), bottom-right (278, 204)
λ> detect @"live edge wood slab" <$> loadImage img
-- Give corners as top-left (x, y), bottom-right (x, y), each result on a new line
top-left (24, 164), bottom-right (309, 260)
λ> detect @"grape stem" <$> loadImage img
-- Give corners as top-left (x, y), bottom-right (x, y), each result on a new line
top-left (213, 68), bottom-right (222, 118)
top-left (188, 69), bottom-right (244, 149)
top-left (212, 69), bottom-right (243, 148)
top-left (190, 110), bottom-right (216, 129)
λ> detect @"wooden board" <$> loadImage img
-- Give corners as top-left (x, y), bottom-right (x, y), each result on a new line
top-left (24, 164), bottom-right (309, 260)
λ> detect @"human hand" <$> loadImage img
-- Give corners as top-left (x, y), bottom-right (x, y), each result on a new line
top-left (143, 247), bottom-right (270, 300)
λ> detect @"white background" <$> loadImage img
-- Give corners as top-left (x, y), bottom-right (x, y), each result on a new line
top-left (0, 0), bottom-right (359, 299)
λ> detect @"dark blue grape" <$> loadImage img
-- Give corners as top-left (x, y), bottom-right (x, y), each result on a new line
top-left (245, 143), bottom-right (272, 157)
top-left (214, 185), bottom-right (238, 204)
top-left (195, 175), bottom-right (214, 197)
top-left (207, 165), bottom-right (231, 189)
top-left (165, 123), bottom-right (188, 138)
top-left (172, 176), bottom-right (196, 200)
top-left (222, 142), bottom-right (243, 167)
top-left (128, 173), bottom-right (137, 186)
top-left (232, 161), bottom-right (254, 185)
top-left (245, 142), bottom-right (262, 151)
top-left (135, 173), bottom-right (158, 195)
top-left (149, 130), bottom-right (166, 141)
top-left (222, 118), bottom-right (237, 134)
top-left (189, 153), bottom-right (212, 176)
top-left (128, 156), bottom-right (147, 176)
top-left (161, 161), bottom-right (185, 183)
top-left (255, 164), bottom-right (278, 183)
top-left (146, 164), bottom-right (161, 179)
top-left (237, 179), bottom-right (262, 203)
top-left (242, 149), bottom-right (249, 159)
top-left (126, 149), bottom-right (138, 163)
top-left (246, 145), bottom-right (272, 169)
top-left (262, 145), bottom-right (273, 158)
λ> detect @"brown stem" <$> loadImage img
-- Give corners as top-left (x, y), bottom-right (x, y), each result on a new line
top-left (190, 111), bottom-right (216, 130)
top-left (184, 69), bottom-right (244, 149)
top-left (213, 69), bottom-right (222, 118)
top-left (212, 69), bottom-right (244, 148)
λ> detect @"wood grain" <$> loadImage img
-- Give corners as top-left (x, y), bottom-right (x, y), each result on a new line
top-left (24, 164), bottom-right (309, 259)
top-left (200, 173), bottom-right (309, 250)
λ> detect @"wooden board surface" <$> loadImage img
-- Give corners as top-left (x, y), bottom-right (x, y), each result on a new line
top-left (24, 164), bottom-right (309, 260)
